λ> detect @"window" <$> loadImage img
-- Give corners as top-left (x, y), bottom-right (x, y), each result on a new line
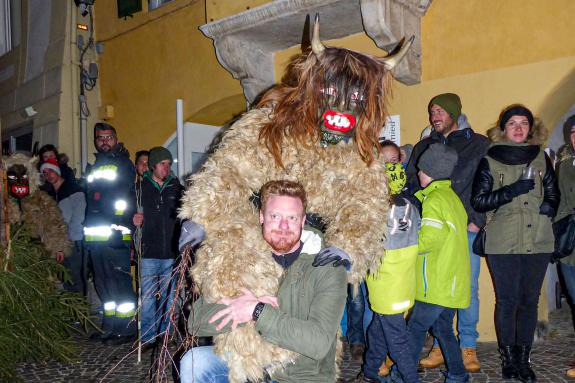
top-left (148, 0), bottom-right (173, 11)
top-left (0, 0), bottom-right (21, 56)
top-left (2, 122), bottom-right (33, 155)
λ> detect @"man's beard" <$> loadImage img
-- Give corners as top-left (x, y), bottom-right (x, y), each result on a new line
top-left (265, 228), bottom-right (302, 254)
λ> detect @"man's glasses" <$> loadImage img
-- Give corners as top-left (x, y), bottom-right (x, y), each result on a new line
top-left (96, 135), bottom-right (116, 141)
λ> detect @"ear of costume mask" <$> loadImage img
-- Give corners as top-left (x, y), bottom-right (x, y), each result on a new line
top-left (7, 164), bottom-right (30, 199)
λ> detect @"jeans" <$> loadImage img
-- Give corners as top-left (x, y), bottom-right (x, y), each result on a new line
top-left (487, 253), bottom-right (550, 346)
top-left (140, 258), bottom-right (176, 343)
top-left (347, 282), bottom-right (372, 345)
top-left (559, 262), bottom-right (575, 305)
top-left (180, 346), bottom-right (229, 383)
top-left (87, 244), bottom-right (136, 336)
top-left (408, 301), bottom-right (468, 382)
top-left (433, 231), bottom-right (479, 350)
top-left (363, 313), bottom-right (419, 383)
top-left (63, 240), bottom-right (86, 295)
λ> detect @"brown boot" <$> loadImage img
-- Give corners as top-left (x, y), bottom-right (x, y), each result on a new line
top-left (419, 346), bottom-right (444, 369)
top-left (462, 348), bottom-right (481, 373)
top-left (378, 356), bottom-right (394, 376)
top-left (566, 367), bottom-right (575, 378)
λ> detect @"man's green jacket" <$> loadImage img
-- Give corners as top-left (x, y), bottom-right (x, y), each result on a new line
top-left (190, 230), bottom-right (347, 382)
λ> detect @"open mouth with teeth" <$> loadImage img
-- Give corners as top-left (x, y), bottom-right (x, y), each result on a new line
top-left (10, 185), bottom-right (29, 198)
top-left (322, 110), bottom-right (356, 133)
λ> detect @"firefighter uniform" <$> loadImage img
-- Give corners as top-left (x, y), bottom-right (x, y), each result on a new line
top-left (84, 143), bottom-right (137, 342)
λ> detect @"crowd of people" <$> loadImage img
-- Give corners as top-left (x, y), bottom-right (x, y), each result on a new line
top-left (26, 93), bottom-right (575, 382)
top-left (36, 123), bottom-right (183, 348)
top-left (3, 14), bottom-right (571, 382)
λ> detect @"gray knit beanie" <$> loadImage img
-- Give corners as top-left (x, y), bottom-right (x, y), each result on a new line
top-left (417, 143), bottom-right (458, 180)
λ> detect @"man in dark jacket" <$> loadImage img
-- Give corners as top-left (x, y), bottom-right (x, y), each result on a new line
top-left (84, 122), bottom-right (137, 345)
top-left (133, 146), bottom-right (183, 346)
top-left (406, 93), bottom-right (490, 372)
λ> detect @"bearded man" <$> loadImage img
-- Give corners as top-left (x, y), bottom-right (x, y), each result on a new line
top-left (181, 180), bottom-right (347, 383)
top-left (178, 16), bottom-right (413, 382)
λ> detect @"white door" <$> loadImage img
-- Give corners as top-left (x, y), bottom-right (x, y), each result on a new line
top-left (163, 122), bottom-right (221, 180)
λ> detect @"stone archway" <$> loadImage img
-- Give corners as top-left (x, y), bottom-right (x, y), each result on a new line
top-left (199, 0), bottom-right (432, 103)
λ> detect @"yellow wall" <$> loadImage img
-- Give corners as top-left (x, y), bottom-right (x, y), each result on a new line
top-left (205, 0), bottom-right (271, 22)
top-left (94, 0), bottom-right (575, 340)
top-left (274, 0), bottom-right (575, 341)
top-left (94, 0), bottom-right (245, 155)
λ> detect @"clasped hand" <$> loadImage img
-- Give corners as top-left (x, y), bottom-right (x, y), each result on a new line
top-left (209, 288), bottom-right (279, 331)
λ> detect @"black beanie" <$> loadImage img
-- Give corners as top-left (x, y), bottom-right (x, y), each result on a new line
top-left (498, 105), bottom-right (534, 131)
top-left (417, 143), bottom-right (458, 180)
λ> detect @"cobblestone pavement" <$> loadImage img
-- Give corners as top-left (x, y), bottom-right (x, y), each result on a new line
top-left (17, 307), bottom-right (574, 382)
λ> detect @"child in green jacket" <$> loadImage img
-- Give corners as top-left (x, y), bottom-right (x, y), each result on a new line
top-left (408, 143), bottom-right (470, 383)
top-left (356, 162), bottom-right (421, 383)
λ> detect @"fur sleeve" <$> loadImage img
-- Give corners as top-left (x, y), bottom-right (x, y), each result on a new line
top-left (314, 148), bottom-right (389, 287)
top-left (22, 191), bottom-right (72, 257)
top-left (178, 109), bottom-right (282, 299)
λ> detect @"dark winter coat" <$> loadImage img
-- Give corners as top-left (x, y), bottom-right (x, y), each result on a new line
top-left (471, 143), bottom-right (559, 255)
top-left (406, 127), bottom-right (490, 227)
top-left (84, 143), bottom-right (136, 244)
top-left (138, 173), bottom-right (184, 259)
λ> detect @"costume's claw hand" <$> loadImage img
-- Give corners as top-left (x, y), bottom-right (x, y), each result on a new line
top-left (312, 246), bottom-right (351, 270)
top-left (178, 220), bottom-right (205, 252)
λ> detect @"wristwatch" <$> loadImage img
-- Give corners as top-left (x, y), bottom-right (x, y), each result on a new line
top-left (252, 302), bottom-right (266, 322)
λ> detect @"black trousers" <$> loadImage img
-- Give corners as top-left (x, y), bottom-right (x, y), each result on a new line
top-left (487, 253), bottom-right (550, 347)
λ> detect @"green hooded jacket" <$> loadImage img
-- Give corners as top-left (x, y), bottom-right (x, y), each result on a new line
top-left (190, 230), bottom-right (347, 383)
top-left (415, 180), bottom-right (470, 309)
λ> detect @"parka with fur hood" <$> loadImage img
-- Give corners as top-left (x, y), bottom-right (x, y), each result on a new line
top-left (471, 118), bottom-right (559, 255)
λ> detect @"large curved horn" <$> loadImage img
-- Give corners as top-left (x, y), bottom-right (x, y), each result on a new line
top-left (380, 35), bottom-right (415, 71)
top-left (311, 13), bottom-right (325, 56)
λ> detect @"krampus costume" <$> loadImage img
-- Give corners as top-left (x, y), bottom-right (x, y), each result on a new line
top-left (3, 153), bottom-right (71, 258)
top-left (179, 18), bottom-right (412, 382)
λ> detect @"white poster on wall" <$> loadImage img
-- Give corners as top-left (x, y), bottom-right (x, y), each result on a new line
top-left (380, 115), bottom-right (400, 146)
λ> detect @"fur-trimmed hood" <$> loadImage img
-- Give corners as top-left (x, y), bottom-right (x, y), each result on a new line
top-left (486, 117), bottom-right (547, 146)
top-left (557, 143), bottom-right (574, 162)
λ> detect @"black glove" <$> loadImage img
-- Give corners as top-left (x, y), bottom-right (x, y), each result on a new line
top-left (539, 201), bottom-right (555, 218)
top-left (312, 246), bottom-right (351, 270)
top-left (506, 179), bottom-right (535, 198)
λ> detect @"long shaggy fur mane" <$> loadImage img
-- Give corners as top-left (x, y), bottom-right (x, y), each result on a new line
top-left (258, 48), bottom-right (392, 168)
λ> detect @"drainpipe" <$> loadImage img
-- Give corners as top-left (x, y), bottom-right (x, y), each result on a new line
top-left (176, 99), bottom-right (184, 179)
